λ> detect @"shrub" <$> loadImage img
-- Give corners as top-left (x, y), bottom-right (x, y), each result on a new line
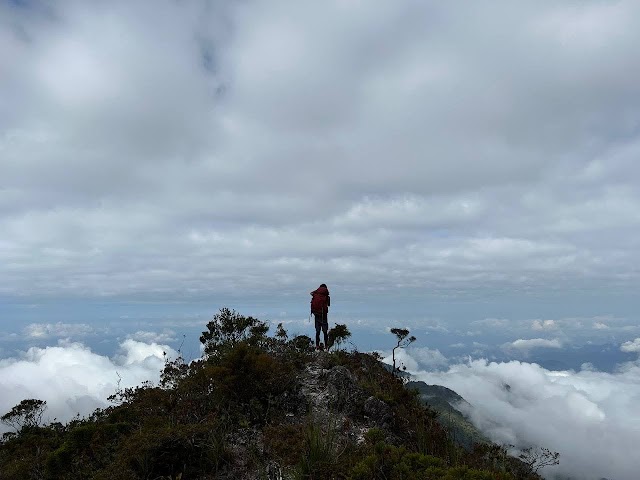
top-left (200, 307), bottom-right (269, 358)
top-left (328, 324), bottom-right (351, 350)
top-left (297, 421), bottom-right (344, 480)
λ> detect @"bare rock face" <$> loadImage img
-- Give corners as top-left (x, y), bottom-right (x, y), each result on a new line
top-left (295, 357), bottom-right (399, 444)
top-left (274, 389), bottom-right (307, 419)
top-left (324, 365), bottom-right (364, 415)
top-left (325, 365), bottom-right (356, 387)
top-left (227, 427), bottom-right (264, 479)
top-left (363, 396), bottom-right (392, 427)
top-left (299, 362), bottom-right (332, 418)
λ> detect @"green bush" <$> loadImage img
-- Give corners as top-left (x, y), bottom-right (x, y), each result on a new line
top-left (296, 421), bottom-right (343, 480)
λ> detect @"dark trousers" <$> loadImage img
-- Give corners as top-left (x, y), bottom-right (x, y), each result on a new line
top-left (314, 312), bottom-right (328, 347)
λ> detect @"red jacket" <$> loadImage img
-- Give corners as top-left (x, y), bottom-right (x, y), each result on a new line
top-left (310, 285), bottom-right (330, 314)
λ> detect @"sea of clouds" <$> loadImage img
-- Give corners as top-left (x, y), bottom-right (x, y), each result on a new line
top-left (1, 338), bottom-right (639, 479)
top-left (391, 344), bottom-right (640, 480)
top-left (0, 339), bottom-right (178, 433)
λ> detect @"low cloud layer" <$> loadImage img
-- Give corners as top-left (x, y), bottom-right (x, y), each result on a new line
top-left (620, 338), bottom-right (640, 353)
top-left (410, 351), bottom-right (640, 480)
top-left (531, 320), bottom-right (557, 331)
top-left (382, 347), bottom-right (448, 372)
top-left (507, 338), bottom-right (563, 352)
top-left (24, 322), bottom-right (97, 339)
top-left (2, 336), bottom-right (639, 478)
top-left (0, 340), bottom-right (177, 433)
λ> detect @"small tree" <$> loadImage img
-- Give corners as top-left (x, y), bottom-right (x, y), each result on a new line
top-left (327, 324), bottom-right (351, 351)
top-left (200, 307), bottom-right (269, 358)
top-left (518, 446), bottom-right (560, 474)
top-left (160, 354), bottom-right (189, 389)
top-left (1, 399), bottom-right (47, 432)
top-left (390, 328), bottom-right (416, 374)
top-left (290, 334), bottom-right (313, 353)
top-left (275, 323), bottom-right (288, 342)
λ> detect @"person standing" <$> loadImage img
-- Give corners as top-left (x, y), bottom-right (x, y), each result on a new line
top-left (310, 283), bottom-right (330, 350)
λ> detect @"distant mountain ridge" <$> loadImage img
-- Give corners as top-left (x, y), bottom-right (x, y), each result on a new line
top-left (406, 381), bottom-right (489, 450)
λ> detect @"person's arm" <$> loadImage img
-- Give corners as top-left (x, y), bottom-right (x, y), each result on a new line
top-left (327, 295), bottom-right (330, 307)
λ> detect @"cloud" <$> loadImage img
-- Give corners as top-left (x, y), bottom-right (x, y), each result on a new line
top-left (471, 318), bottom-right (510, 329)
top-left (1, 0), bottom-right (640, 305)
top-left (0, 340), bottom-right (177, 432)
top-left (508, 315), bottom-right (640, 345)
top-left (507, 338), bottom-right (562, 352)
top-left (127, 329), bottom-right (177, 344)
top-left (531, 319), bottom-right (557, 331)
top-left (413, 358), bottom-right (640, 480)
top-left (417, 319), bottom-right (449, 334)
top-left (24, 322), bottom-right (96, 339)
top-left (408, 347), bottom-right (448, 370)
top-left (382, 347), bottom-right (448, 372)
top-left (620, 338), bottom-right (640, 353)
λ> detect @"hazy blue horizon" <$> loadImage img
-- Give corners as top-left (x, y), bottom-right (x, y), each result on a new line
top-left (2, 293), bottom-right (638, 366)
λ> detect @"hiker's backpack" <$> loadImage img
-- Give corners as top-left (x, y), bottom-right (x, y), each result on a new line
top-left (311, 293), bottom-right (328, 313)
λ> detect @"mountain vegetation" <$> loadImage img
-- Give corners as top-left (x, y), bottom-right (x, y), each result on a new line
top-left (0, 308), bottom-right (548, 479)
top-left (407, 382), bottom-right (489, 451)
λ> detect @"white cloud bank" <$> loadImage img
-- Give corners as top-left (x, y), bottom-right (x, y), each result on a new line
top-left (0, 340), bottom-right (177, 433)
top-left (127, 329), bottom-right (177, 344)
top-left (620, 338), bottom-right (640, 353)
top-left (412, 356), bottom-right (640, 480)
top-left (506, 338), bottom-right (563, 353)
top-left (531, 319), bottom-right (557, 331)
top-left (381, 347), bottom-right (448, 372)
top-left (24, 322), bottom-right (96, 339)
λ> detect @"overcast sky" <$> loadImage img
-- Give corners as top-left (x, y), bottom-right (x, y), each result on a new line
top-left (2, 0), bottom-right (639, 303)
